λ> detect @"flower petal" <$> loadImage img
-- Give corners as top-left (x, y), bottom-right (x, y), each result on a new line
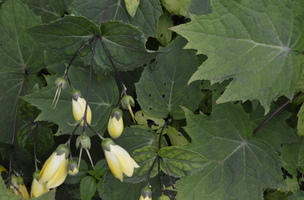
top-left (72, 99), bottom-right (83, 124)
top-left (111, 145), bottom-right (136, 177)
top-left (31, 179), bottom-right (49, 197)
top-left (39, 153), bottom-right (66, 183)
top-left (46, 158), bottom-right (68, 188)
top-left (104, 150), bottom-right (123, 182)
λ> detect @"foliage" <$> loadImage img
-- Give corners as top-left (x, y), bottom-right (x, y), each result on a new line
top-left (0, 0), bottom-right (304, 200)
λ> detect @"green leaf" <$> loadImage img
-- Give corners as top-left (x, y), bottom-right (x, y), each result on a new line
top-left (161, 0), bottom-right (190, 16)
top-left (134, 110), bottom-right (165, 130)
top-left (95, 21), bottom-right (155, 71)
top-left (0, 175), bottom-right (24, 200)
top-left (125, 0), bottom-right (140, 18)
top-left (171, 0), bottom-right (304, 114)
top-left (0, 140), bottom-right (32, 165)
top-left (80, 176), bottom-right (97, 200)
top-left (249, 104), bottom-right (297, 151)
top-left (17, 122), bottom-right (54, 157)
top-left (281, 136), bottom-right (304, 177)
top-left (166, 126), bottom-right (190, 147)
top-left (18, 101), bottom-right (41, 122)
top-left (65, 157), bottom-right (88, 185)
top-left (283, 176), bottom-right (299, 194)
top-left (263, 189), bottom-right (289, 200)
top-left (25, 15), bottom-right (101, 62)
top-left (290, 191), bottom-right (304, 200)
top-left (69, 0), bottom-right (162, 38)
top-left (159, 146), bottom-right (210, 178)
top-left (21, 0), bottom-right (70, 23)
top-left (297, 104), bottom-right (304, 137)
top-left (23, 67), bottom-right (119, 137)
top-left (135, 36), bottom-right (204, 119)
top-left (176, 104), bottom-right (286, 200)
top-left (156, 11), bottom-right (173, 47)
top-left (124, 146), bottom-right (158, 183)
top-left (114, 125), bottom-right (167, 154)
top-left (0, 0), bottom-right (43, 143)
top-left (186, 0), bottom-right (212, 17)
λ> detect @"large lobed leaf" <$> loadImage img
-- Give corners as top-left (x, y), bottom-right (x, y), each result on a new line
top-left (176, 103), bottom-right (286, 200)
top-left (135, 36), bottom-right (204, 119)
top-left (171, 0), bottom-right (304, 114)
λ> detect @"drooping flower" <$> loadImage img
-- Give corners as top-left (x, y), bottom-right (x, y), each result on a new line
top-left (52, 77), bottom-right (67, 109)
top-left (102, 138), bottom-right (139, 182)
top-left (30, 171), bottom-right (49, 197)
top-left (121, 95), bottom-right (135, 122)
top-left (107, 108), bottom-right (124, 139)
top-left (139, 186), bottom-right (152, 200)
top-left (10, 175), bottom-right (30, 200)
top-left (39, 144), bottom-right (69, 188)
top-left (72, 90), bottom-right (92, 126)
top-left (68, 160), bottom-right (79, 175)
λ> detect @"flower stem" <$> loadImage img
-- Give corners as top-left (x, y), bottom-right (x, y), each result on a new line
top-left (34, 123), bottom-right (39, 171)
top-left (67, 123), bottom-right (80, 160)
top-left (147, 156), bottom-right (158, 186)
top-left (64, 36), bottom-right (97, 90)
top-left (82, 37), bottom-right (99, 133)
top-left (160, 157), bottom-right (176, 189)
top-left (100, 0), bottom-right (112, 26)
top-left (87, 124), bottom-right (104, 140)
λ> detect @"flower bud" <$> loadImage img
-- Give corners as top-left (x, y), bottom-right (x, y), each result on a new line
top-left (68, 160), bottom-right (79, 175)
top-left (72, 90), bottom-right (92, 126)
top-left (31, 171), bottom-right (49, 197)
top-left (52, 77), bottom-right (67, 108)
top-left (121, 95), bottom-right (135, 122)
top-left (158, 194), bottom-right (170, 200)
top-left (76, 134), bottom-right (91, 150)
top-left (139, 186), bottom-right (152, 200)
top-left (107, 108), bottom-right (124, 139)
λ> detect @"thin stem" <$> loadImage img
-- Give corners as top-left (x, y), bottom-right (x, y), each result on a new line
top-left (100, 0), bottom-right (112, 26)
top-left (147, 156), bottom-right (159, 186)
top-left (87, 124), bottom-right (104, 140)
top-left (163, 190), bottom-right (177, 200)
top-left (98, 38), bottom-right (126, 97)
top-left (34, 123), bottom-right (39, 171)
top-left (82, 37), bottom-right (99, 133)
top-left (67, 123), bottom-right (80, 160)
top-left (64, 36), bottom-right (97, 90)
top-left (160, 157), bottom-right (176, 189)
top-left (253, 91), bottom-right (302, 136)
top-left (78, 147), bottom-right (83, 169)
top-left (85, 149), bottom-right (95, 170)
top-left (158, 122), bottom-right (169, 150)
top-left (157, 157), bottom-right (163, 194)
top-left (8, 71), bottom-right (28, 187)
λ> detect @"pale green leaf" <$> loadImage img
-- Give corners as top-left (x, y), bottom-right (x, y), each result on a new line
top-left (125, 0), bottom-right (140, 18)
top-left (31, 189), bottom-right (56, 200)
top-left (159, 146), bottom-right (210, 178)
top-left (0, 175), bottom-right (22, 200)
top-left (135, 36), bottom-right (203, 119)
top-left (171, 0), bottom-right (304, 113)
top-left (290, 191), bottom-right (304, 200)
top-left (134, 110), bottom-right (165, 130)
top-left (186, 0), bottom-right (212, 17)
top-left (69, 0), bottom-right (162, 38)
top-left (166, 126), bottom-right (190, 147)
top-left (161, 0), bottom-right (190, 16)
top-left (297, 104), bottom-right (304, 136)
top-left (176, 104), bottom-right (286, 200)
top-left (156, 11), bottom-right (173, 47)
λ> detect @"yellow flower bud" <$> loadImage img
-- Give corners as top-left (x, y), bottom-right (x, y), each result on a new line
top-left (10, 176), bottom-right (30, 199)
top-left (39, 144), bottom-right (69, 188)
top-left (158, 194), bottom-right (170, 200)
top-left (102, 138), bottom-right (139, 182)
top-left (31, 171), bottom-right (49, 198)
top-left (68, 160), bottom-right (79, 175)
top-left (52, 77), bottom-right (67, 109)
top-left (121, 95), bottom-right (135, 122)
top-left (72, 90), bottom-right (92, 126)
top-left (107, 108), bottom-right (124, 139)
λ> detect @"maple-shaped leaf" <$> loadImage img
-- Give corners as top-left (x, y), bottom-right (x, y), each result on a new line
top-left (176, 103), bottom-right (286, 200)
top-left (171, 0), bottom-right (304, 113)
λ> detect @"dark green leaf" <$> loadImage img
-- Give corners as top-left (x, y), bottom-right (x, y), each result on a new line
top-left (25, 15), bottom-right (101, 62)
top-left (18, 101), bottom-right (41, 123)
top-left (136, 36), bottom-right (203, 119)
top-left (95, 21), bottom-right (155, 71)
top-left (0, 175), bottom-right (24, 200)
top-left (124, 146), bottom-right (158, 183)
top-left (114, 125), bottom-right (167, 154)
top-left (171, 0), bottom-right (304, 113)
top-left (23, 66), bottom-right (119, 137)
top-left (69, 0), bottom-right (162, 38)
top-left (176, 104), bottom-right (286, 200)
top-left (0, 140), bottom-right (32, 165)
top-left (290, 190), bottom-right (304, 200)
top-left (159, 146), bottom-right (210, 178)
top-left (297, 104), bottom-right (304, 137)
top-left (17, 122), bottom-right (54, 157)
top-left (281, 136), bottom-right (304, 177)
top-left (80, 176), bottom-right (97, 200)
